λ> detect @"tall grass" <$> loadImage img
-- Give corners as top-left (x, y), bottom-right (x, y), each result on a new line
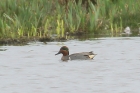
top-left (0, 0), bottom-right (140, 40)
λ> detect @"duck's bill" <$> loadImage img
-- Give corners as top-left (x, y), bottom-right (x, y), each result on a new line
top-left (55, 52), bottom-right (61, 55)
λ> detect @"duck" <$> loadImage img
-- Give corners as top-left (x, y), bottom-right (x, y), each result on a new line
top-left (120, 26), bottom-right (132, 36)
top-left (55, 46), bottom-right (96, 61)
top-left (123, 26), bottom-right (132, 34)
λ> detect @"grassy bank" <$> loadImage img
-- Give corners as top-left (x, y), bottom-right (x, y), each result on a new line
top-left (0, 0), bottom-right (140, 43)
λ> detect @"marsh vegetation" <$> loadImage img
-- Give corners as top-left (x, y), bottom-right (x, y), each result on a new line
top-left (0, 0), bottom-right (140, 44)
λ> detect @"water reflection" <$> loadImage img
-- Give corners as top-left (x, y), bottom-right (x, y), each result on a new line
top-left (0, 49), bottom-right (7, 51)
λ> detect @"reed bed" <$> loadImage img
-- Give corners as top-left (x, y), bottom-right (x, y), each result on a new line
top-left (0, 0), bottom-right (140, 40)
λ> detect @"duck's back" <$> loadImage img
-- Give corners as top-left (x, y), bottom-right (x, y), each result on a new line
top-left (69, 51), bottom-right (95, 60)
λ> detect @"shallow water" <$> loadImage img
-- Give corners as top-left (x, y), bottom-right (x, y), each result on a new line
top-left (0, 37), bottom-right (140, 93)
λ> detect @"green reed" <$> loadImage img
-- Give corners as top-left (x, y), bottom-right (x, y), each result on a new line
top-left (56, 14), bottom-right (65, 38)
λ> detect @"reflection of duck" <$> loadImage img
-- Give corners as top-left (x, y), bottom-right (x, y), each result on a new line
top-left (55, 46), bottom-right (97, 61)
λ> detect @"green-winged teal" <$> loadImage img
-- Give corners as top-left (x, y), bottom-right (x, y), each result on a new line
top-left (55, 46), bottom-right (96, 61)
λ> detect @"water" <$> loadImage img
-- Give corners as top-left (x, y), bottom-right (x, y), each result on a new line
top-left (0, 37), bottom-right (140, 93)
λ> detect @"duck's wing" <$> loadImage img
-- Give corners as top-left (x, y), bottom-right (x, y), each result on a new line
top-left (69, 51), bottom-right (96, 60)
top-left (81, 51), bottom-right (94, 55)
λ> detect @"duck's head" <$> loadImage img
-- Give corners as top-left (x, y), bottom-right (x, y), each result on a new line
top-left (55, 46), bottom-right (69, 56)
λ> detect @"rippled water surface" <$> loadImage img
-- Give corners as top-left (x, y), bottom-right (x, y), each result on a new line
top-left (0, 37), bottom-right (140, 93)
